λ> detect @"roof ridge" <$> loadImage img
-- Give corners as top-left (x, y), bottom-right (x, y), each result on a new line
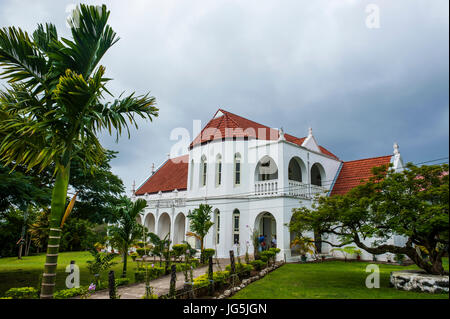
top-left (343, 155), bottom-right (392, 164)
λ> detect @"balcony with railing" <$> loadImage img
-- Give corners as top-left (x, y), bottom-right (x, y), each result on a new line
top-left (254, 180), bottom-right (327, 199)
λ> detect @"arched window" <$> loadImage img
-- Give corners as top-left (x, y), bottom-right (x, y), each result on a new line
top-left (216, 154), bottom-right (222, 187)
top-left (288, 158), bottom-right (302, 182)
top-left (311, 163), bottom-right (325, 186)
top-left (255, 156), bottom-right (278, 181)
top-left (233, 209), bottom-right (240, 245)
top-left (215, 210), bottom-right (220, 245)
top-left (234, 153), bottom-right (241, 185)
top-left (200, 155), bottom-right (207, 187)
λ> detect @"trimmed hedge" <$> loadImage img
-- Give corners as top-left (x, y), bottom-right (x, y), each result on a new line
top-left (193, 270), bottom-right (231, 288)
top-left (4, 287), bottom-right (39, 299)
top-left (250, 259), bottom-right (266, 271)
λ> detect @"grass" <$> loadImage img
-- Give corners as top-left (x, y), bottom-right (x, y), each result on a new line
top-left (232, 259), bottom-right (449, 299)
top-left (0, 251), bottom-right (139, 296)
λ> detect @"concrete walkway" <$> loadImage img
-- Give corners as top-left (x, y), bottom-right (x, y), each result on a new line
top-left (87, 259), bottom-right (230, 299)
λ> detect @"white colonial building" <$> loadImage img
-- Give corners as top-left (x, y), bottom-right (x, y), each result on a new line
top-left (131, 109), bottom-right (405, 261)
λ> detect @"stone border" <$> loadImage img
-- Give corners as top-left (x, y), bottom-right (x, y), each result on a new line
top-left (390, 270), bottom-right (449, 294)
top-left (216, 261), bottom-right (285, 299)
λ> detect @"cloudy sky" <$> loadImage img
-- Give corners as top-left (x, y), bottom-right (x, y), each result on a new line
top-left (1, 0), bottom-right (448, 193)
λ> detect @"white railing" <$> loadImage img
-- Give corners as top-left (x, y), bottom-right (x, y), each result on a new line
top-left (288, 181), bottom-right (310, 198)
top-left (254, 180), bottom-right (278, 196)
top-left (146, 198), bottom-right (186, 208)
top-left (254, 180), bottom-right (327, 198)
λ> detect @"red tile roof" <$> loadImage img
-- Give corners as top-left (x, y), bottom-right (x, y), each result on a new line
top-left (135, 155), bottom-right (189, 195)
top-left (190, 109), bottom-right (339, 160)
top-left (330, 155), bottom-right (392, 196)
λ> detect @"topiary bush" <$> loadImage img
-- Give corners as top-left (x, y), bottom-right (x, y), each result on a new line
top-left (5, 287), bottom-right (39, 299)
top-left (54, 287), bottom-right (88, 299)
top-left (250, 259), bottom-right (266, 271)
top-left (171, 244), bottom-right (188, 261)
top-left (200, 248), bottom-right (215, 264)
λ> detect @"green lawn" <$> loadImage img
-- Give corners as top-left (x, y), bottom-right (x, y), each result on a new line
top-left (0, 251), bottom-right (138, 296)
top-left (232, 259), bottom-right (449, 299)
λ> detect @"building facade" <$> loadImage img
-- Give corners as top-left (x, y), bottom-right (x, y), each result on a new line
top-left (132, 109), bottom-right (405, 261)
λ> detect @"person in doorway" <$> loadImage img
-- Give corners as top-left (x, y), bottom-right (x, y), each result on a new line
top-left (271, 235), bottom-right (277, 248)
top-left (258, 234), bottom-right (264, 252)
top-left (261, 235), bottom-right (266, 251)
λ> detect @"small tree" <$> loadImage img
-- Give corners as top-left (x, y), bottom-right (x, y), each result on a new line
top-left (187, 204), bottom-right (214, 263)
top-left (289, 163), bottom-right (449, 275)
top-left (108, 197), bottom-right (147, 277)
top-left (86, 247), bottom-right (116, 287)
top-left (290, 236), bottom-right (316, 261)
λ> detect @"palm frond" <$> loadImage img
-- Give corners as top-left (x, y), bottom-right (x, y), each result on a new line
top-left (0, 26), bottom-right (48, 90)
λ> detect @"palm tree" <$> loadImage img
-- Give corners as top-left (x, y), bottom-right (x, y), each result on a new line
top-left (187, 204), bottom-right (214, 263)
top-left (0, 4), bottom-right (158, 298)
top-left (108, 198), bottom-right (147, 278)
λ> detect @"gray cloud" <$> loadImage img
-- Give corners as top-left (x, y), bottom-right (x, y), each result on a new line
top-left (1, 0), bottom-right (448, 193)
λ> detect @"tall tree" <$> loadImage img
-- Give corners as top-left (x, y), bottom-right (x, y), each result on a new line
top-left (108, 197), bottom-right (147, 278)
top-left (187, 204), bottom-right (214, 262)
top-left (0, 4), bottom-right (158, 298)
top-left (289, 163), bottom-right (449, 275)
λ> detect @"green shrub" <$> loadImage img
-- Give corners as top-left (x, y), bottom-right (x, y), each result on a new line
top-left (135, 270), bottom-right (145, 282)
top-left (5, 287), bottom-right (39, 299)
top-left (225, 263), bottom-right (253, 274)
top-left (172, 244), bottom-right (187, 258)
top-left (136, 241), bottom-right (145, 248)
top-left (250, 259), bottom-right (266, 271)
top-left (269, 248), bottom-right (281, 254)
top-left (191, 258), bottom-right (200, 267)
top-left (54, 287), bottom-right (88, 299)
top-left (200, 248), bottom-right (215, 263)
top-left (136, 248), bottom-right (146, 257)
top-left (193, 270), bottom-right (230, 288)
top-left (115, 278), bottom-right (130, 286)
top-left (260, 250), bottom-right (275, 264)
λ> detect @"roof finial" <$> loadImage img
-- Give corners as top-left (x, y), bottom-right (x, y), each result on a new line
top-left (278, 127), bottom-right (286, 141)
top-left (308, 127), bottom-right (313, 137)
top-left (151, 163), bottom-right (155, 175)
top-left (393, 142), bottom-right (400, 155)
top-left (131, 180), bottom-right (136, 197)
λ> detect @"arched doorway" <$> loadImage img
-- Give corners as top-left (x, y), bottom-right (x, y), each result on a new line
top-left (144, 213), bottom-right (155, 233)
top-left (173, 213), bottom-right (186, 245)
top-left (157, 213), bottom-right (171, 240)
top-left (136, 215), bottom-right (142, 225)
top-left (254, 212), bottom-right (277, 251)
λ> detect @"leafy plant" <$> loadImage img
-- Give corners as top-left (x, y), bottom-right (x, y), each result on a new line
top-left (290, 236), bottom-right (316, 259)
top-left (86, 248), bottom-right (116, 285)
top-left (187, 204), bottom-right (214, 263)
top-left (5, 287), bottom-right (39, 299)
top-left (108, 197), bottom-right (147, 277)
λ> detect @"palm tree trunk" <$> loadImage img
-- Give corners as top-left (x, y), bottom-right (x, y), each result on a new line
top-left (40, 163), bottom-right (70, 299)
top-left (122, 245), bottom-right (128, 278)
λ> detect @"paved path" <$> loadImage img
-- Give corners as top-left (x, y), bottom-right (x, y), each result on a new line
top-left (87, 259), bottom-right (230, 299)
